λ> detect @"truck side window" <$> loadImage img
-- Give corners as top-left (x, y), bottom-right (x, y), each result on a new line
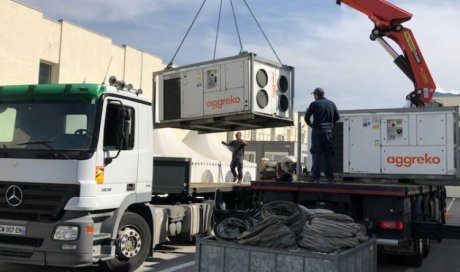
top-left (103, 104), bottom-right (135, 151)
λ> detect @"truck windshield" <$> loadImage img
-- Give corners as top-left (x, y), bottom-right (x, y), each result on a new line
top-left (0, 103), bottom-right (98, 155)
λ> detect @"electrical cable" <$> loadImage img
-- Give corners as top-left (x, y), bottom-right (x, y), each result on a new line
top-left (241, 0), bottom-right (282, 64)
top-left (167, 0), bottom-right (208, 68)
top-left (230, 0), bottom-right (244, 53)
top-left (167, 0), bottom-right (283, 67)
top-left (213, 0), bottom-right (224, 60)
top-left (260, 201), bottom-right (307, 235)
top-left (297, 213), bottom-right (368, 253)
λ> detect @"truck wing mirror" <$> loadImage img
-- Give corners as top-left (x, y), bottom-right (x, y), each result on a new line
top-left (104, 157), bottom-right (113, 165)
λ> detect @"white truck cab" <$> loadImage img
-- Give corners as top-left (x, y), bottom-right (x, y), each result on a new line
top-left (0, 83), bottom-right (155, 270)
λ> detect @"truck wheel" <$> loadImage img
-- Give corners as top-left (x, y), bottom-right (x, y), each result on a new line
top-left (203, 200), bottom-right (215, 237)
top-left (413, 196), bottom-right (423, 221)
top-left (206, 211), bottom-right (215, 237)
top-left (100, 212), bottom-right (151, 272)
top-left (423, 238), bottom-right (431, 258)
top-left (436, 187), bottom-right (447, 224)
top-left (408, 238), bottom-right (424, 267)
top-left (422, 196), bottom-right (430, 221)
top-left (430, 197), bottom-right (441, 222)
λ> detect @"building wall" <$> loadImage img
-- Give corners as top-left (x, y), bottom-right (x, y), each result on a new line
top-left (239, 112), bottom-right (308, 144)
top-left (0, 0), bottom-right (45, 84)
top-left (235, 111), bottom-right (309, 167)
top-left (435, 96), bottom-right (460, 107)
top-left (1, 0), bottom-right (308, 157)
top-left (0, 0), bottom-right (165, 100)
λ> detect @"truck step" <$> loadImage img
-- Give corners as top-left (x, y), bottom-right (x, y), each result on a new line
top-left (93, 254), bottom-right (113, 261)
top-left (94, 233), bottom-right (112, 242)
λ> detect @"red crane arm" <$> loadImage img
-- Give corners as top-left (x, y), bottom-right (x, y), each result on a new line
top-left (337, 0), bottom-right (436, 107)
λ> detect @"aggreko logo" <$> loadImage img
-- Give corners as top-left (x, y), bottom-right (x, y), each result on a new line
top-left (387, 153), bottom-right (441, 167)
top-left (206, 96), bottom-right (241, 109)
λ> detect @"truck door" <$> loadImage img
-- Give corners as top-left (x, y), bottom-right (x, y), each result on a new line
top-left (99, 99), bottom-right (139, 192)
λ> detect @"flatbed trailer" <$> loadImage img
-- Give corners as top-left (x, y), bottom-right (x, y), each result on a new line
top-left (234, 179), bottom-right (447, 267)
top-left (190, 182), bottom-right (250, 194)
top-left (252, 180), bottom-right (437, 198)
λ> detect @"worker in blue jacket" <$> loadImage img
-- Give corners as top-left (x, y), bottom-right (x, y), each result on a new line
top-left (304, 87), bottom-right (340, 182)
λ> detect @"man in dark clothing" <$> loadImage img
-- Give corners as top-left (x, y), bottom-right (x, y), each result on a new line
top-left (304, 87), bottom-right (340, 182)
top-left (222, 132), bottom-right (248, 183)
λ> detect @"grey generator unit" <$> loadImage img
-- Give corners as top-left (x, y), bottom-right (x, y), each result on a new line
top-left (334, 106), bottom-right (460, 181)
top-left (196, 238), bottom-right (377, 272)
top-left (154, 52), bottom-right (294, 132)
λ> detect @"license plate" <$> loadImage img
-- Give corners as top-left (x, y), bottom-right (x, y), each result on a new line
top-left (0, 225), bottom-right (26, 236)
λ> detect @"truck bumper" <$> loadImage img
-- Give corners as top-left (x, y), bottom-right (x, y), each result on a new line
top-left (0, 250), bottom-right (92, 267)
top-left (0, 211), bottom-right (97, 267)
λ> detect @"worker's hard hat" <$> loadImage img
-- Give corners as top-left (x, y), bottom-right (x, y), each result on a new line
top-left (311, 87), bottom-right (324, 96)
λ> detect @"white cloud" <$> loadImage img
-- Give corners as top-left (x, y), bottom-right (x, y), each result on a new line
top-left (229, 0), bottom-right (460, 110)
top-left (17, 0), bottom-right (460, 110)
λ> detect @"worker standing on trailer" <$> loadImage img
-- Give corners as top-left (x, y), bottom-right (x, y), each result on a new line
top-left (305, 88), bottom-right (340, 182)
top-left (222, 132), bottom-right (248, 183)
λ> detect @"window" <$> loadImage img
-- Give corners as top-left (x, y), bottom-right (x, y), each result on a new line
top-left (103, 103), bottom-right (135, 150)
top-left (0, 103), bottom-right (97, 151)
top-left (0, 108), bottom-right (17, 142)
top-left (244, 151), bottom-right (256, 163)
top-left (264, 151), bottom-right (289, 162)
top-left (65, 114), bottom-right (87, 134)
top-left (39, 62), bottom-right (54, 84)
top-left (276, 135), bottom-right (285, 141)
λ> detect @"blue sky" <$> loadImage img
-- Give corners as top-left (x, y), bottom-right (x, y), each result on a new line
top-left (19, 0), bottom-right (460, 110)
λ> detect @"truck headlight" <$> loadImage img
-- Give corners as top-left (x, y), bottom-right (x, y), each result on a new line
top-left (53, 226), bottom-right (79, 241)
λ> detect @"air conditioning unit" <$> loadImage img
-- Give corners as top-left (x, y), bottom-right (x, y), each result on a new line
top-left (308, 107), bottom-right (460, 181)
top-left (154, 53), bottom-right (294, 133)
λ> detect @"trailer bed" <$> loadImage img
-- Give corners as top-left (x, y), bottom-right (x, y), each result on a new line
top-left (190, 182), bottom-right (251, 194)
top-left (251, 180), bottom-right (437, 197)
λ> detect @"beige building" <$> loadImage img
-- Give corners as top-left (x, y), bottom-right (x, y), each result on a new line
top-left (0, 0), bottom-right (307, 155)
top-left (0, 0), bottom-right (165, 100)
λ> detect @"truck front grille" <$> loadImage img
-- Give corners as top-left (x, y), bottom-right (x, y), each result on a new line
top-left (0, 249), bottom-right (33, 258)
top-left (0, 182), bottom-right (79, 222)
top-left (0, 235), bottom-right (44, 247)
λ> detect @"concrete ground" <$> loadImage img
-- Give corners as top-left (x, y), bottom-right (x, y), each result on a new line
top-left (1, 198), bottom-right (460, 272)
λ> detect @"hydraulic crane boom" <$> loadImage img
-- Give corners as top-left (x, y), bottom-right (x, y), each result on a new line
top-left (337, 0), bottom-right (436, 107)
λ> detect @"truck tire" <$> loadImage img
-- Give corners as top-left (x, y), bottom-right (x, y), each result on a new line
top-left (422, 196), bottom-right (430, 221)
top-left (100, 212), bottom-right (152, 272)
top-left (437, 187), bottom-right (447, 224)
top-left (408, 238), bottom-right (424, 267)
top-left (412, 196), bottom-right (423, 221)
top-left (423, 238), bottom-right (431, 258)
top-left (430, 197), bottom-right (441, 222)
top-left (203, 200), bottom-right (215, 237)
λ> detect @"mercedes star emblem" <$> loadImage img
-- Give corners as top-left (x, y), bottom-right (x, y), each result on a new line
top-left (5, 185), bottom-right (23, 207)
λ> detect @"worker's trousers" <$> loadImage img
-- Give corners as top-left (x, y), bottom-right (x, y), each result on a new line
top-left (310, 129), bottom-right (334, 180)
top-left (230, 158), bottom-right (243, 180)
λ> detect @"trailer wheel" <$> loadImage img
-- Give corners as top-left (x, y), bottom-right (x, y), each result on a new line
top-left (437, 187), bottom-right (447, 224)
top-left (408, 238), bottom-right (424, 267)
top-left (413, 196), bottom-right (424, 221)
top-left (422, 196), bottom-right (430, 221)
top-left (422, 238), bottom-right (431, 258)
top-left (203, 200), bottom-right (215, 237)
top-left (100, 212), bottom-right (151, 272)
top-left (430, 197), bottom-right (441, 222)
